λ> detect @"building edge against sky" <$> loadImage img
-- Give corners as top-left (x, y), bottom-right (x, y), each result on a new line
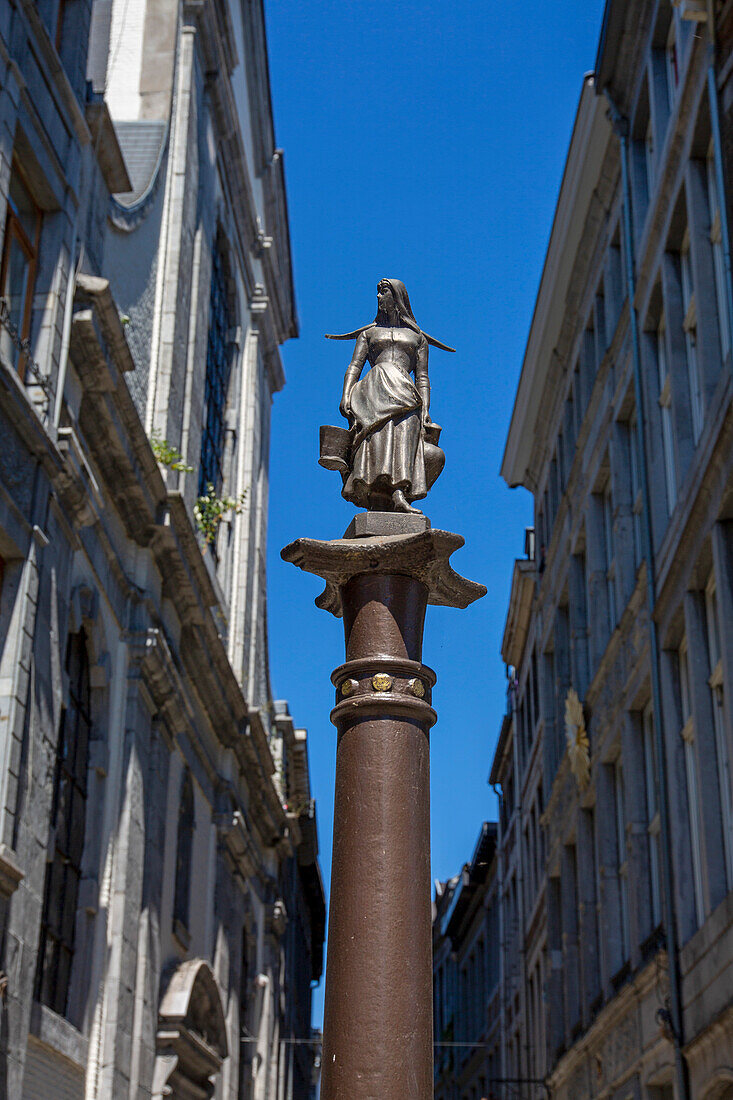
top-left (437, 0), bottom-right (733, 1097)
top-left (0, 0), bottom-right (324, 1098)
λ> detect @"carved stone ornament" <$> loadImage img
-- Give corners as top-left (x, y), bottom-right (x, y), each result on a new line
top-left (565, 688), bottom-right (590, 789)
top-left (153, 959), bottom-right (228, 1099)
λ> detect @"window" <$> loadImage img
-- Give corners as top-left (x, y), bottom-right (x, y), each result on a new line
top-left (705, 578), bottom-right (733, 885)
top-left (614, 760), bottom-right (631, 961)
top-left (642, 704), bottom-right (663, 928)
top-left (665, 16), bottom-right (679, 109)
top-left (645, 119), bottom-right (655, 190)
top-left (707, 144), bottom-right (731, 362)
top-left (199, 237), bottom-right (234, 496)
top-left (35, 630), bottom-right (91, 1017)
top-left (173, 769), bottom-right (195, 934)
top-left (657, 315), bottom-right (677, 511)
top-left (1, 163), bottom-right (41, 373)
top-left (603, 480), bottom-right (616, 627)
top-left (629, 410), bottom-right (643, 567)
top-left (679, 640), bottom-right (705, 925)
top-left (680, 236), bottom-right (703, 443)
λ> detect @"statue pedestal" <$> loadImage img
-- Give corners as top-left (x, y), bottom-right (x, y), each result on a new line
top-left (282, 520), bottom-right (484, 1100)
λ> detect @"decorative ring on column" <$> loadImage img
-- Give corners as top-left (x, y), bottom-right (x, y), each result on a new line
top-left (372, 673), bottom-right (393, 692)
top-left (408, 678), bottom-right (425, 698)
top-left (340, 678), bottom-right (359, 696)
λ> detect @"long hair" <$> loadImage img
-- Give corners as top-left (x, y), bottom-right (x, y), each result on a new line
top-left (325, 278), bottom-right (455, 353)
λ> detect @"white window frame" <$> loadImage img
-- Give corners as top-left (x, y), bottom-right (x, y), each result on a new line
top-left (657, 315), bottom-right (677, 510)
top-left (705, 577), bottom-right (733, 886)
top-left (680, 640), bottom-right (705, 925)
top-left (707, 142), bottom-right (731, 362)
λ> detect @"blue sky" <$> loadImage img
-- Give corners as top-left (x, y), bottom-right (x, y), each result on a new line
top-left (263, 0), bottom-right (606, 1024)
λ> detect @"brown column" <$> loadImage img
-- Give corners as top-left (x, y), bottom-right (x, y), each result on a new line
top-left (320, 572), bottom-right (436, 1100)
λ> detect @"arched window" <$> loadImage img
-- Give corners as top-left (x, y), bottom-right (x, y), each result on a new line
top-left (173, 769), bottom-right (194, 933)
top-left (35, 629), bottom-right (91, 1016)
top-left (199, 234), bottom-right (235, 496)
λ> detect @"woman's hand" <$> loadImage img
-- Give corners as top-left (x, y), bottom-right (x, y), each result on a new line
top-left (340, 394), bottom-right (352, 420)
top-left (422, 409), bottom-right (432, 428)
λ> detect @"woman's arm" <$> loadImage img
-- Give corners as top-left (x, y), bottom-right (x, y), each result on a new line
top-left (415, 335), bottom-right (431, 426)
top-left (340, 332), bottom-right (368, 420)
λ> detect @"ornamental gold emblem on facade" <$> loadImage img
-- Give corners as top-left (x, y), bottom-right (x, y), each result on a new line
top-left (565, 687), bottom-right (590, 789)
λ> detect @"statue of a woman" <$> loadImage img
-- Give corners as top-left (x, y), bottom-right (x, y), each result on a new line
top-left (321, 278), bottom-right (454, 513)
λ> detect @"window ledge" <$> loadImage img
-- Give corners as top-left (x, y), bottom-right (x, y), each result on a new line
top-left (29, 1001), bottom-right (87, 1069)
top-left (0, 844), bottom-right (23, 899)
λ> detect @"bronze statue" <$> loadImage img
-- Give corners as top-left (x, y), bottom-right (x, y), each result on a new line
top-left (319, 279), bottom-right (454, 513)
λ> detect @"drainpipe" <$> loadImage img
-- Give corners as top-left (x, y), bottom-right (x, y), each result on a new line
top-left (705, 0), bottom-right (733, 373)
top-left (506, 670), bottom-right (531, 1094)
top-left (603, 91), bottom-right (690, 1100)
top-left (490, 781), bottom-right (506, 1100)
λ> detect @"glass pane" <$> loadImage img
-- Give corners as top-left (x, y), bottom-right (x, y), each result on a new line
top-left (54, 947), bottom-right (71, 1015)
top-left (9, 171), bottom-right (38, 243)
top-left (68, 787), bottom-right (86, 865)
top-left (38, 933), bottom-right (58, 1007)
top-left (0, 233), bottom-right (30, 367)
top-left (60, 865), bottom-right (79, 944)
top-left (74, 715), bottom-right (90, 789)
top-left (55, 774), bottom-right (74, 853)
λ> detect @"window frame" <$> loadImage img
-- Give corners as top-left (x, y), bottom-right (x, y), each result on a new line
top-left (679, 639), bottom-right (705, 926)
top-left (680, 233), bottom-right (703, 443)
top-left (665, 16), bottom-right (679, 110)
top-left (35, 629), bottom-right (92, 1018)
top-left (642, 703), bottom-right (663, 929)
top-left (657, 314), bottom-right (677, 511)
top-left (199, 236), bottom-right (235, 499)
top-left (0, 162), bottom-right (42, 376)
top-left (613, 758), bottom-right (631, 961)
top-left (173, 767), bottom-right (195, 936)
top-left (705, 576), bottom-right (733, 886)
top-left (707, 143), bottom-right (731, 362)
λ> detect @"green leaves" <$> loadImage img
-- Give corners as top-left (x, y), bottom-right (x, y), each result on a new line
top-left (194, 484), bottom-right (247, 544)
top-left (151, 433), bottom-right (194, 473)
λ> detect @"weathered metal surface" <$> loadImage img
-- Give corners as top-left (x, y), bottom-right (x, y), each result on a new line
top-left (281, 527), bottom-right (486, 617)
top-left (320, 573), bottom-right (434, 1100)
top-left (320, 279), bottom-right (453, 513)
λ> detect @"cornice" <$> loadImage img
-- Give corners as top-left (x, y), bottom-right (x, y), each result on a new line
top-left (502, 79), bottom-right (612, 490)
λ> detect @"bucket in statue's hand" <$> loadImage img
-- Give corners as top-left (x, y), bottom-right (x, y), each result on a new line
top-left (423, 422), bottom-right (445, 490)
top-left (319, 425), bottom-right (352, 475)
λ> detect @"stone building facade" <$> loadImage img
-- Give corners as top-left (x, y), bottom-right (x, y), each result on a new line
top-left (0, 0), bottom-right (324, 1098)
top-left (432, 824), bottom-right (501, 1100)
top-left (490, 2), bottom-right (733, 1098)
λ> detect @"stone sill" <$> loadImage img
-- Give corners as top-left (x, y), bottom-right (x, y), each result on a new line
top-left (0, 844), bottom-right (23, 898)
top-left (29, 1001), bottom-right (87, 1069)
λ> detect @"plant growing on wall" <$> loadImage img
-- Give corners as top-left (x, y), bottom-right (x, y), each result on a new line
top-left (194, 484), bottom-right (247, 546)
top-left (151, 433), bottom-right (193, 473)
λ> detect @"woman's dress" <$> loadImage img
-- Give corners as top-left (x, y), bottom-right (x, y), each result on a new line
top-left (342, 330), bottom-right (427, 508)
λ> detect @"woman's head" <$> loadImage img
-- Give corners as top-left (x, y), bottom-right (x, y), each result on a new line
top-left (376, 278), bottom-right (418, 328)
